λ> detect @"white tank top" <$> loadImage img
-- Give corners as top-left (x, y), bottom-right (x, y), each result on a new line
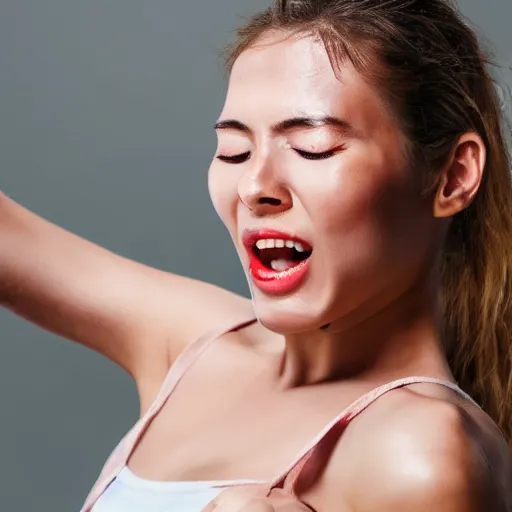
top-left (91, 466), bottom-right (263, 512)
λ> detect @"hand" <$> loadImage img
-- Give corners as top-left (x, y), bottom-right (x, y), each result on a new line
top-left (202, 485), bottom-right (315, 512)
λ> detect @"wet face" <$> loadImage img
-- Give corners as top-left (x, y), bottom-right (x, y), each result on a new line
top-left (208, 32), bottom-right (435, 334)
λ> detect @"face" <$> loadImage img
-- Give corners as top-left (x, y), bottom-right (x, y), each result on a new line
top-left (209, 32), bottom-right (436, 334)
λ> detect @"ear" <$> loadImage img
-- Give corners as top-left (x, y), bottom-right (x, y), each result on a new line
top-left (433, 132), bottom-right (486, 218)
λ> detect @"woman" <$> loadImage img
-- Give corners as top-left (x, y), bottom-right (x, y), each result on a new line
top-left (1, 0), bottom-right (511, 510)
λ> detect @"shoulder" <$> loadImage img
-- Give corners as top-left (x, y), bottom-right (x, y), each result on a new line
top-left (314, 385), bottom-right (504, 512)
top-left (137, 278), bottom-right (254, 414)
top-left (162, 278), bottom-right (255, 356)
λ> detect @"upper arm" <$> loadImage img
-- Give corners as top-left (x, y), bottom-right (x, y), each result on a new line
top-left (0, 193), bottom-right (253, 396)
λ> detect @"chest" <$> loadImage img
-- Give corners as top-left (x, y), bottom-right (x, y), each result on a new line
top-left (127, 342), bottom-right (358, 483)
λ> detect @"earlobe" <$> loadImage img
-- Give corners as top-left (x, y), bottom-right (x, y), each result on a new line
top-left (433, 133), bottom-right (486, 219)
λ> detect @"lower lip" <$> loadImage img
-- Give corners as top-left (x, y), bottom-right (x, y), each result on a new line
top-left (248, 253), bottom-right (311, 295)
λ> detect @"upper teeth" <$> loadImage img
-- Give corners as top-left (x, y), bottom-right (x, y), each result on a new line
top-left (255, 239), bottom-right (306, 252)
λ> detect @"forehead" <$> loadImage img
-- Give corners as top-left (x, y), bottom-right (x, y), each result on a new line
top-left (222, 32), bottom-right (388, 131)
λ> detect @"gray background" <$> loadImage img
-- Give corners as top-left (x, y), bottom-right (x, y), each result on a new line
top-left (0, 1), bottom-right (510, 510)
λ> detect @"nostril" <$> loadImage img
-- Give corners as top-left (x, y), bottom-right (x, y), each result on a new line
top-left (258, 197), bottom-right (281, 206)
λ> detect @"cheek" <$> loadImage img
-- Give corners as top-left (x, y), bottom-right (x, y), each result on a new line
top-left (208, 163), bottom-right (238, 229)
top-left (298, 163), bottom-right (387, 235)
top-left (305, 154), bottom-right (421, 259)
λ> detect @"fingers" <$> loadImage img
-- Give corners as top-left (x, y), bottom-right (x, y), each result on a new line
top-left (202, 485), bottom-right (314, 511)
top-left (202, 486), bottom-right (274, 512)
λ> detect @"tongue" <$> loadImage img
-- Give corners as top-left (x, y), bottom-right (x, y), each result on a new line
top-left (258, 247), bottom-right (311, 271)
top-left (270, 259), bottom-right (296, 271)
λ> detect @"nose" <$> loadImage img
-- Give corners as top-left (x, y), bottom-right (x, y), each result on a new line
top-left (237, 157), bottom-right (292, 216)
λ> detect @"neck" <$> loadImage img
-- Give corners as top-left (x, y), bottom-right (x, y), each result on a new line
top-left (276, 280), bottom-right (453, 389)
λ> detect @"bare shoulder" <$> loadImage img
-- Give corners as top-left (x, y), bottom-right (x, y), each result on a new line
top-left (155, 275), bottom-right (255, 360)
top-left (314, 386), bottom-right (511, 512)
top-left (133, 275), bottom-right (254, 412)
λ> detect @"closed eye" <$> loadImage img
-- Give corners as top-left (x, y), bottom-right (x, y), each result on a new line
top-left (293, 149), bottom-right (337, 160)
top-left (216, 151), bottom-right (251, 164)
top-left (216, 147), bottom-right (342, 164)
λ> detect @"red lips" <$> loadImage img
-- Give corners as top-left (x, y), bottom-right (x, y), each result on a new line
top-left (242, 229), bottom-right (312, 296)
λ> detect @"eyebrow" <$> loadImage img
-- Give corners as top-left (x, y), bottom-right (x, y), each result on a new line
top-left (213, 115), bottom-right (360, 138)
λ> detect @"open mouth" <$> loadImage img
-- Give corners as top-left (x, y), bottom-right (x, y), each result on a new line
top-left (242, 229), bottom-right (313, 294)
top-left (252, 238), bottom-right (313, 271)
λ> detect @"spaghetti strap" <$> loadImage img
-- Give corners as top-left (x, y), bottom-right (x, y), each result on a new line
top-left (80, 314), bottom-right (257, 512)
top-left (267, 376), bottom-right (479, 498)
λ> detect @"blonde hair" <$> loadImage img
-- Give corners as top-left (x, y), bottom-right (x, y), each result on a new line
top-left (225, 0), bottom-right (512, 445)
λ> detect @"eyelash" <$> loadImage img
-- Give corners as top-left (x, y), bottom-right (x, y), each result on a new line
top-left (216, 148), bottom-right (338, 164)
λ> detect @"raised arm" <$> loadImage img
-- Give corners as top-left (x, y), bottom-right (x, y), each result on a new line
top-left (0, 192), bottom-right (252, 411)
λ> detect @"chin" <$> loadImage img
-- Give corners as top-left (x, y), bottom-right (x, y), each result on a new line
top-left (249, 290), bottom-right (330, 335)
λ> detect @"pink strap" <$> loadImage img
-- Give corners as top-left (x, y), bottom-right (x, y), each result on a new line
top-left (267, 376), bottom-right (478, 497)
top-left (80, 315), bottom-right (257, 512)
